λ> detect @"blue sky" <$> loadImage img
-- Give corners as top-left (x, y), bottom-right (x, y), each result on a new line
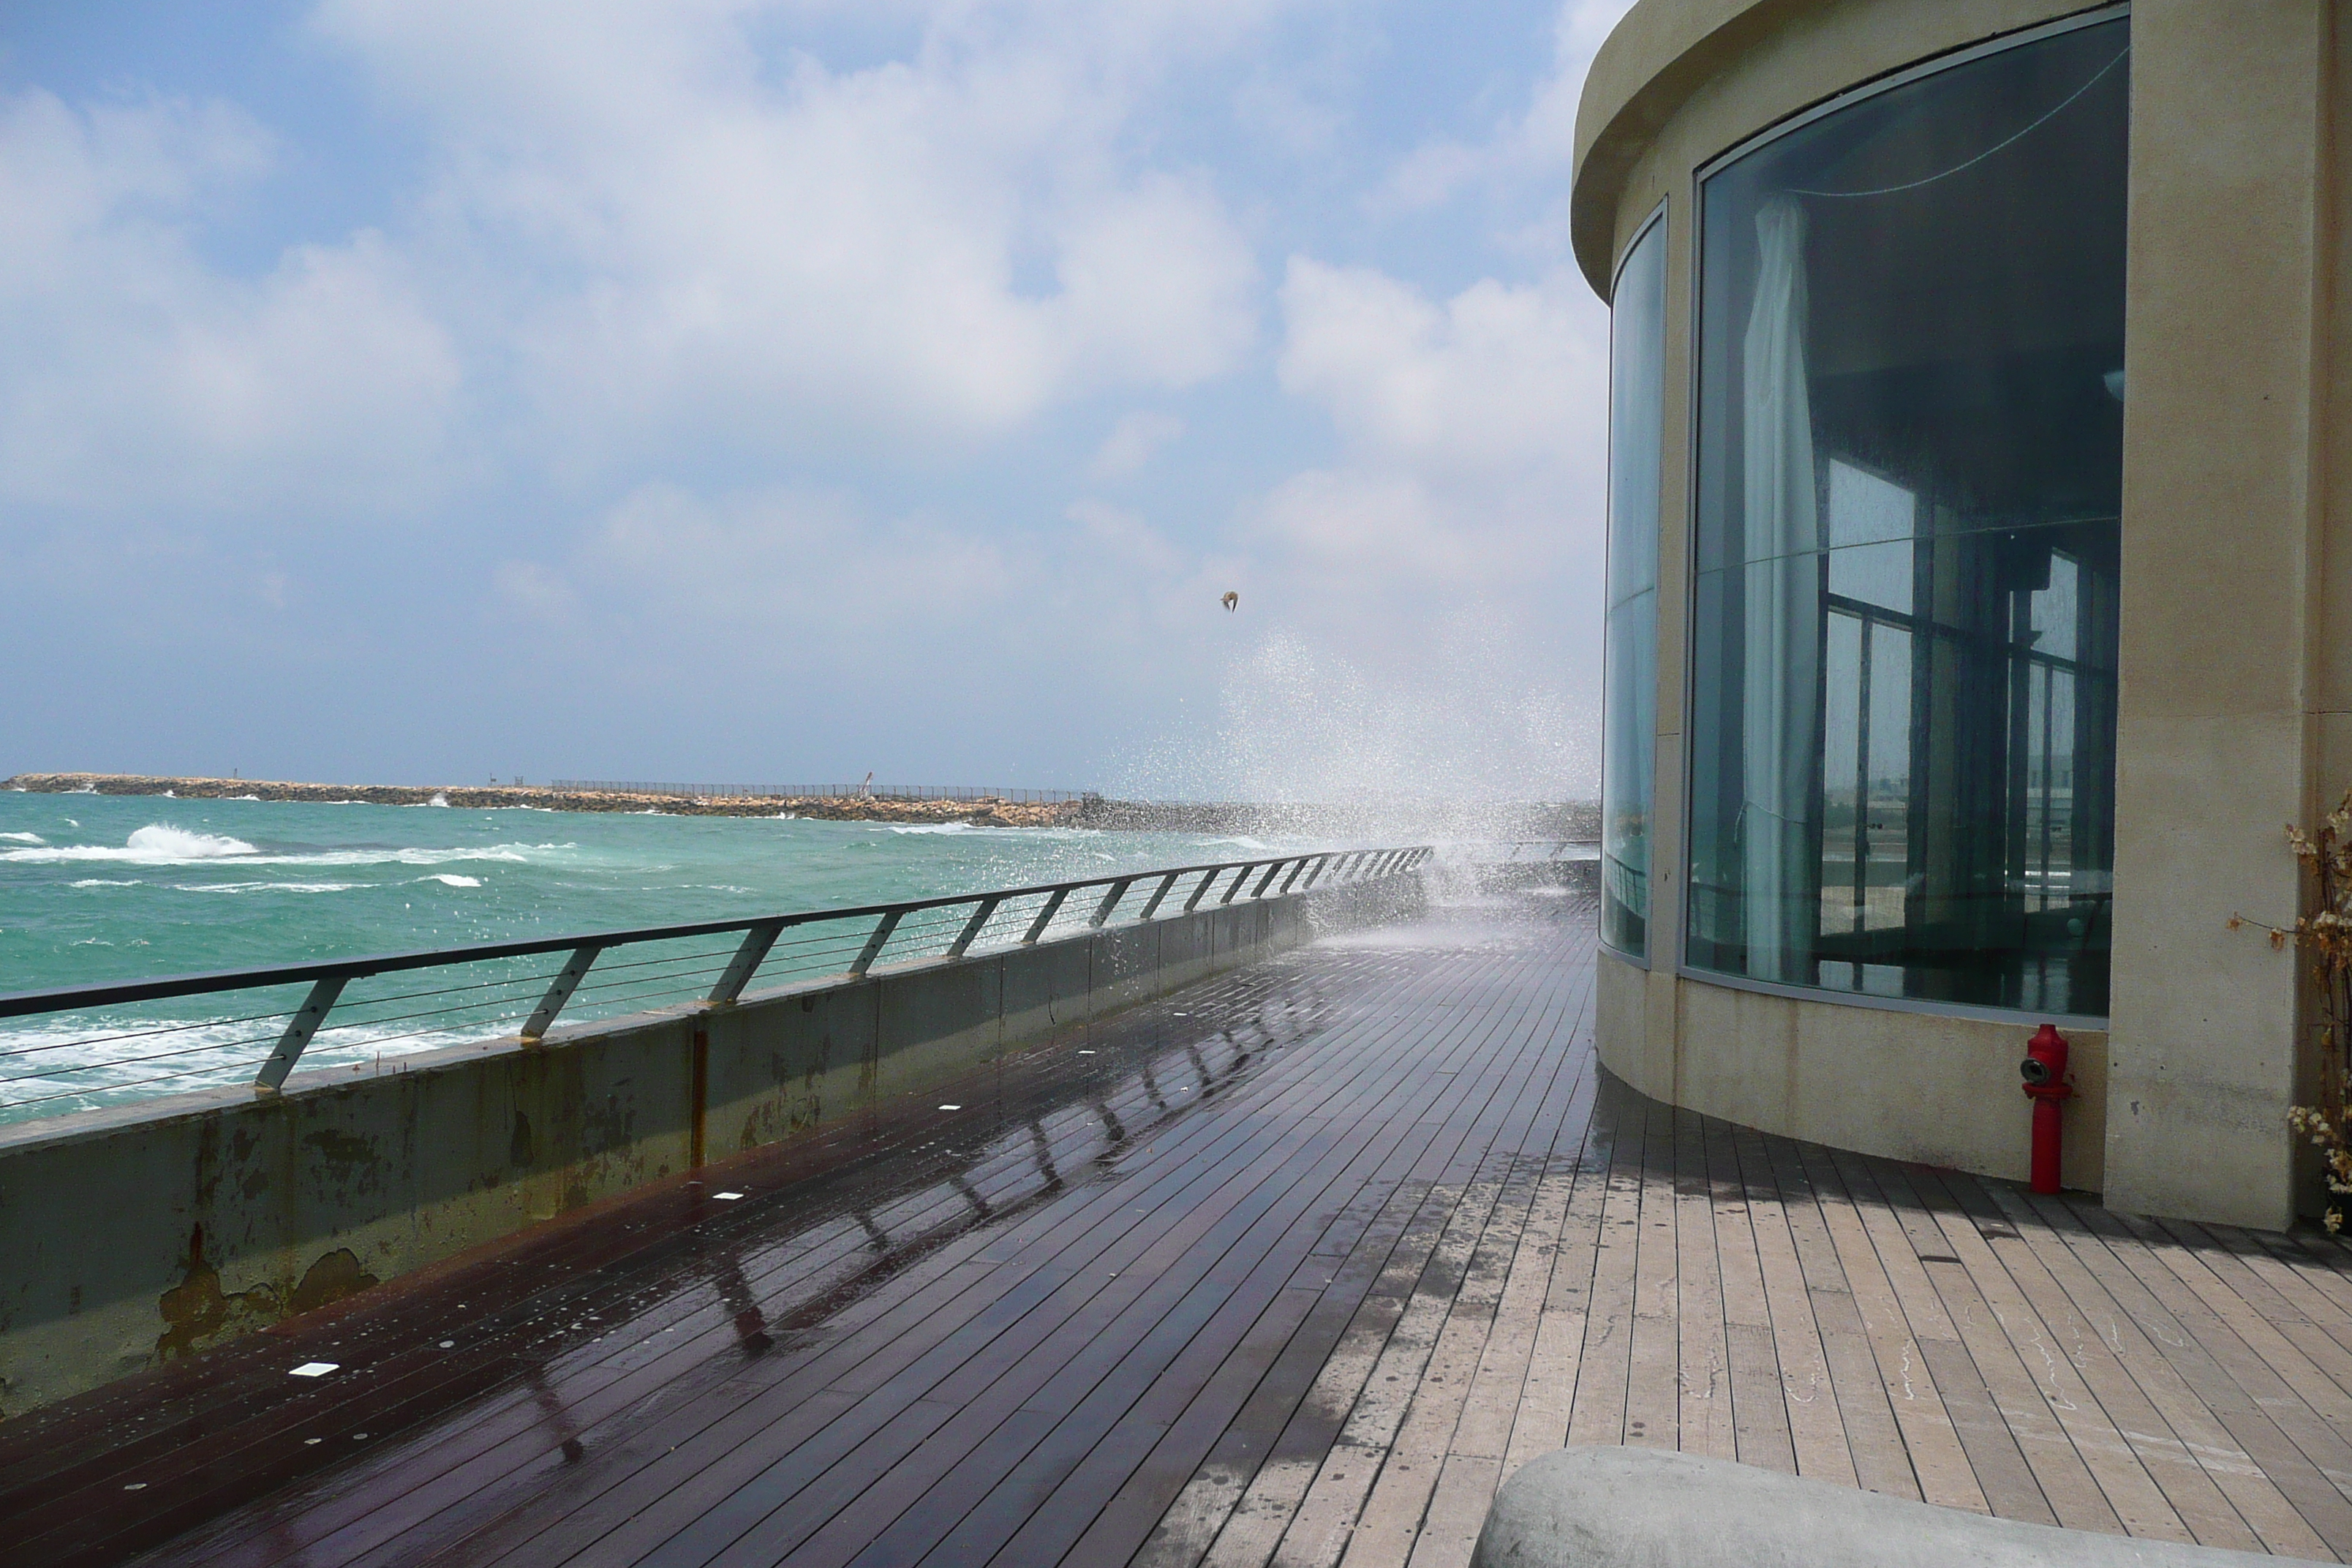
top-left (4, 0), bottom-right (1632, 799)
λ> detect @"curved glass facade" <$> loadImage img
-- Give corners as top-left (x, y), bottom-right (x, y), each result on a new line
top-left (1602, 216), bottom-right (1667, 958)
top-left (1685, 16), bottom-right (2127, 1015)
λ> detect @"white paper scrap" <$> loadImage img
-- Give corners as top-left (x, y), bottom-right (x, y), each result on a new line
top-left (713, 1191), bottom-right (745, 1200)
top-left (938, 1104), bottom-right (961, 1111)
top-left (290, 1362), bottom-right (339, 1377)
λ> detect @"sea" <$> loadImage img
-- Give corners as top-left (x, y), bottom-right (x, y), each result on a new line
top-left (0, 791), bottom-right (1306, 1124)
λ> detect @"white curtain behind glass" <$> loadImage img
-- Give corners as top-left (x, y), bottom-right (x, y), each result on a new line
top-left (1740, 197), bottom-right (1821, 984)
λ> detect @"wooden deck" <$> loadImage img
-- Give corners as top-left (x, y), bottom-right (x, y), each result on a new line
top-left (10, 888), bottom-right (2352, 1566)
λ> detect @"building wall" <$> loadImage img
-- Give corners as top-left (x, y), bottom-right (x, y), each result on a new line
top-left (1578, 0), bottom-right (2344, 1228)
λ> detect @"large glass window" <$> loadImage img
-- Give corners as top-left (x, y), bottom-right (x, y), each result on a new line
top-left (1602, 215), bottom-right (1667, 958)
top-left (1686, 15), bottom-right (2127, 1015)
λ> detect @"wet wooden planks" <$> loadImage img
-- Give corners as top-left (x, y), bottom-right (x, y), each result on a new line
top-left (14, 889), bottom-right (2352, 1565)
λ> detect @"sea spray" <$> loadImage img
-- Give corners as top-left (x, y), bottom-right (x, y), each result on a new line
top-left (1108, 614), bottom-right (1599, 845)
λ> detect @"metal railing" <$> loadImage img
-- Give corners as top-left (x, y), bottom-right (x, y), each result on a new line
top-left (0, 846), bottom-right (1431, 1125)
top-left (545, 781), bottom-right (1098, 804)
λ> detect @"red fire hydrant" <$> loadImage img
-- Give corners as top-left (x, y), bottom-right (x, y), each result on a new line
top-left (2020, 1023), bottom-right (2073, 1195)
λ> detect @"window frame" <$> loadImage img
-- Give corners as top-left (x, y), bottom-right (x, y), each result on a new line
top-left (1672, 1), bottom-right (2128, 1030)
top-left (1599, 197), bottom-right (1671, 968)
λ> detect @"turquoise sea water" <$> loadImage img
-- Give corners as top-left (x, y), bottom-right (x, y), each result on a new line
top-left (0, 791), bottom-right (1306, 1122)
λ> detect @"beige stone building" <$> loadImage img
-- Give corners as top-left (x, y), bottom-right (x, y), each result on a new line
top-left (1577, 0), bottom-right (2348, 1229)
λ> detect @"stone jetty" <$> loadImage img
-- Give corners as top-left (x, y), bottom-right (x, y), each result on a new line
top-left (3, 772), bottom-right (1599, 839)
top-left (0, 773), bottom-right (1087, 827)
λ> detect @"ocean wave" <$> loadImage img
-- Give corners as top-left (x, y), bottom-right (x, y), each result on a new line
top-left (1, 825), bottom-right (578, 869)
top-left (0, 832), bottom-right (44, 844)
top-left (2, 824), bottom-right (260, 864)
top-left (886, 823), bottom-right (973, 835)
top-left (419, 874), bottom-right (481, 888)
top-left (173, 881), bottom-right (368, 894)
top-left (0, 1010), bottom-right (491, 1119)
top-left (68, 879), bottom-right (142, 888)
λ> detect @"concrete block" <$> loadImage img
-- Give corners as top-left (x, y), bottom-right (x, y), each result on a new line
top-left (1474, 1447), bottom-right (2324, 1568)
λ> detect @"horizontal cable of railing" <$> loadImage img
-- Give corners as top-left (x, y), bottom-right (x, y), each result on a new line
top-left (543, 781), bottom-right (1098, 804)
top-left (0, 846), bottom-right (1433, 1126)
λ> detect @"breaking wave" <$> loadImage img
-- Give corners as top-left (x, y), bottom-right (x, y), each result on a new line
top-left (0, 823), bottom-right (576, 869)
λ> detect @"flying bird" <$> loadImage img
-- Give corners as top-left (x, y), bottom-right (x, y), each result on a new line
top-left (1221, 591), bottom-right (1238, 612)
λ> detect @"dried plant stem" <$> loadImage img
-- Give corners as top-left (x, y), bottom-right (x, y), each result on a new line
top-left (2270, 790), bottom-right (2352, 1230)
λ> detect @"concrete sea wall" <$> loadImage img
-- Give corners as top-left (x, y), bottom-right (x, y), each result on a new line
top-left (0, 878), bottom-right (1418, 1420)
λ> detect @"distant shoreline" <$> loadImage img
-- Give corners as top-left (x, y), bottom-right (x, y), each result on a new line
top-left (0, 772), bottom-right (1086, 827)
top-left (1, 772), bottom-right (1601, 838)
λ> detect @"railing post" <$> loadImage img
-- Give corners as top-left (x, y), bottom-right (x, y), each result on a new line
top-left (1251, 861), bottom-right (1286, 898)
top-left (849, 911), bottom-right (902, 978)
top-left (1277, 859), bottom-right (1310, 894)
top-left (946, 896), bottom-right (1001, 959)
top-left (522, 945), bottom-right (602, 1044)
top-left (1136, 871), bottom-right (1181, 921)
top-left (707, 921), bottom-right (785, 1004)
top-left (1219, 864), bottom-right (1256, 905)
top-left (1181, 868), bottom-right (1221, 913)
top-left (1022, 888), bottom-right (1070, 944)
top-left (255, 976), bottom-right (349, 1093)
top-left (1300, 853), bottom-right (1334, 889)
top-left (1088, 878), bottom-right (1133, 928)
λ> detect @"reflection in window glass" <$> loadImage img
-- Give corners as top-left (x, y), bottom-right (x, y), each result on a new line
top-left (1686, 16), bottom-right (2126, 1014)
top-left (1602, 216), bottom-right (1667, 958)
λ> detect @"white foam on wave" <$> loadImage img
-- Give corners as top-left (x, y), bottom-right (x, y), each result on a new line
top-left (174, 881), bottom-right (366, 894)
top-left (428, 793), bottom-right (451, 807)
top-left (0, 832), bottom-right (43, 844)
top-left (69, 878), bottom-right (141, 888)
top-left (0, 1008), bottom-right (494, 1120)
top-left (4, 824), bottom-right (262, 864)
top-left (420, 874), bottom-right (481, 888)
top-left (886, 823), bottom-right (973, 835)
top-left (1, 824), bottom-right (578, 869)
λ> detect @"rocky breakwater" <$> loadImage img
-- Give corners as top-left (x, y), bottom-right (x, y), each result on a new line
top-left (1, 774), bottom-right (1089, 827)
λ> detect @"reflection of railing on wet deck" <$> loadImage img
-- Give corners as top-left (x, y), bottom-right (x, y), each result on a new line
top-left (0, 846), bottom-right (1433, 1123)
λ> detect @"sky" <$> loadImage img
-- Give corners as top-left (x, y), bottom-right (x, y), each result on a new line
top-left (2, 0), bottom-right (1636, 801)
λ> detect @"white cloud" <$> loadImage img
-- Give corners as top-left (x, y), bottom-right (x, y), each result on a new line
top-left (588, 481), bottom-right (1015, 637)
top-left (1277, 257), bottom-right (1601, 477)
top-left (1209, 249), bottom-right (1610, 795)
top-left (1376, 0), bottom-right (1639, 213)
top-left (1088, 410), bottom-right (1185, 479)
top-left (314, 0), bottom-right (1264, 458)
top-left (1, 1), bottom-right (1622, 794)
top-left (1068, 496), bottom-right (1180, 573)
top-left (492, 559), bottom-right (578, 620)
top-left (0, 88), bottom-right (460, 514)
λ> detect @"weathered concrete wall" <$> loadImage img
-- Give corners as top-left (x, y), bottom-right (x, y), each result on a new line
top-left (0, 879), bottom-right (1417, 1420)
top-left (1598, 950), bottom-right (2109, 1193)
